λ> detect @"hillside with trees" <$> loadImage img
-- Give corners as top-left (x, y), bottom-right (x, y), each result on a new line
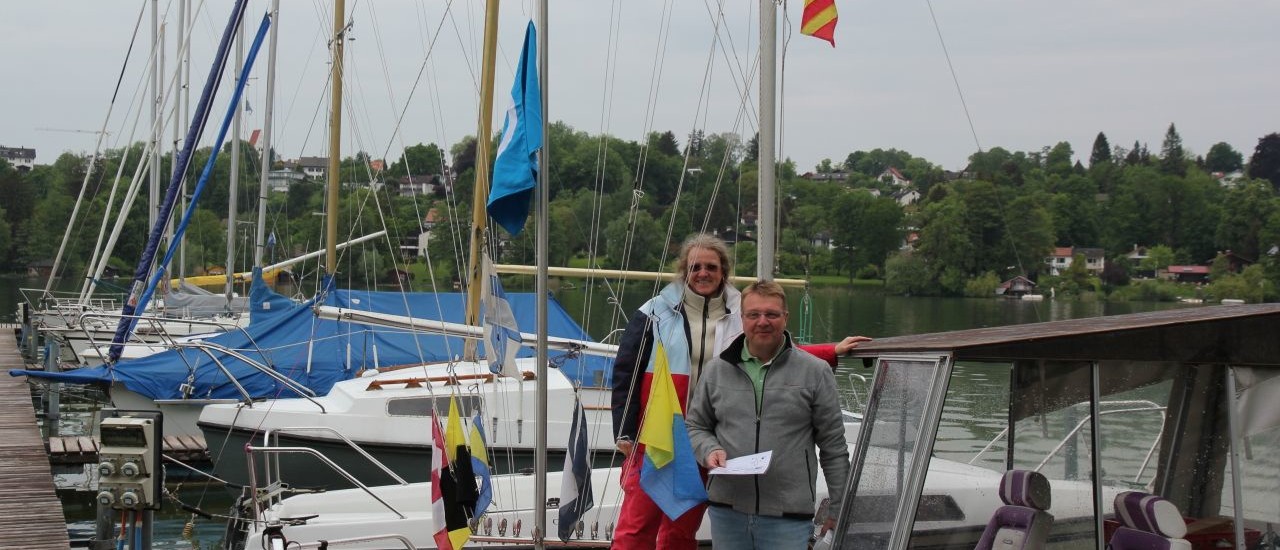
top-left (4, 123), bottom-right (1279, 302)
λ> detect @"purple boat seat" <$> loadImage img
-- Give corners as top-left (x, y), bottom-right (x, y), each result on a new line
top-left (1108, 491), bottom-right (1191, 550)
top-left (975, 470), bottom-right (1054, 550)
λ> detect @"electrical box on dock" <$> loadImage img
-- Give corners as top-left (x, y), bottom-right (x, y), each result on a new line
top-left (96, 413), bottom-right (162, 511)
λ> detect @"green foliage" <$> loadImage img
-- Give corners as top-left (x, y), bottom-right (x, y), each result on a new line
top-left (1248, 133), bottom-right (1280, 192)
top-left (828, 191), bottom-right (903, 278)
top-left (1159, 123), bottom-right (1186, 176)
top-left (1107, 279), bottom-right (1185, 302)
top-left (604, 209), bottom-right (662, 272)
top-left (731, 241), bottom-right (758, 278)
top-left (884, 251), bottom-right (932, 295)
top-left (1205, 264), bottom-right (1272, 303)
top-left (389, 143), bottom-right (446, 177)
top-left (1204, 142), bottom-right (1243, 173)
top-left (1089, 132), bottom-right (1112, 167)
top-left (8, 120), bottom-right (1278, 311)
top-left (964, 271), bottom-right (1001, 297)
top-left (1140, 245), bottom-right (1177, 272)
top-left (1209, 252), bottom-right (1231, 281)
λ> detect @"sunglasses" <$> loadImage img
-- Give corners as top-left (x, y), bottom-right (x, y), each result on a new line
top-left (743, 310), bottom-right (786, 321)
top-left (689, 263), bottom-right (721, 274)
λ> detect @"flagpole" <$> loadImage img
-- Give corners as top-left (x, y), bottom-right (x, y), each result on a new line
top-left (533, 1), bottom-right (550, 547)
top-left (758, 0), bottom-right (777, 282)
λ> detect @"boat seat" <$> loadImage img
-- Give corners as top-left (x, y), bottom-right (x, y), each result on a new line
top-left (974, 469), bottom-right (1054, 550)
top-left (1108, 491), bottom-right (1191, 550)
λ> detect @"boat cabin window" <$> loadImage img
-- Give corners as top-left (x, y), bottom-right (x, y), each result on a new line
top-left (833, 356), bottom-right (1279, 549)
top-left (387, 395), bottom-right (482, 417)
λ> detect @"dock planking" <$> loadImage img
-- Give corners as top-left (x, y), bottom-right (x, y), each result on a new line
top-left (0, 336), bottom-right (71, 549)
top-left (46, 434), bottom-right (210, 465)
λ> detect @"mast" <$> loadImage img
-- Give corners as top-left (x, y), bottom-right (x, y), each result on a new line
top-left (325, 0), bottom-right (346, 276)
top-left (255, 0), bottom-right (281, 267)
top-left (463, 0), bottom-right (502, 361)
top-left (150, 0), bottom-right (161, 233)
top-left (176, 0), bottom-right (189, 281)
top-left (534, 5), bottom-right (549, 548)
top-left (226, 19), bottom-right (244, 301)
top-left (757, 0), bottom-right (777, 282)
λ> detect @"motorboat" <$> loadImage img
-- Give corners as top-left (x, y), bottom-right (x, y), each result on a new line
top-left (828, 303), bottom-right (1280, 549)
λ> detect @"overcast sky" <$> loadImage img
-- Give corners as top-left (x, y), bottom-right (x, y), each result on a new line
top-left (4, 1), bottom-right (1278, 173)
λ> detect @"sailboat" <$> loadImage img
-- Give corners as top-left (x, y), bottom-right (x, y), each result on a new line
top-left (11, 3), bottom-right (550, 439)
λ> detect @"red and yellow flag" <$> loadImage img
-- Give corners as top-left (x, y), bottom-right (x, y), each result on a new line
top-left (801, 0), bottom-right (838, 47)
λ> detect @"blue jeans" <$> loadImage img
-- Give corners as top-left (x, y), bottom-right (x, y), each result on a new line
top-left (707, 505), bottom-right (814, 549)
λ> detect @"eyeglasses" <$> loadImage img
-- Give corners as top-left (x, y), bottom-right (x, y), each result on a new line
top-left (743, 310), bottom-right (786, 321)
top-left (689, 263), bottom-right (720, 274)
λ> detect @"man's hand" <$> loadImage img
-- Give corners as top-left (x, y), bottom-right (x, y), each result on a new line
top-left (834, 335), bottom-right (872, 356)
top-left (616, 439), bottom-right (634, 457)
top-left (705, 449), bottom-right (727, 468)
top-left (819, 516), bottom-right (836, 536)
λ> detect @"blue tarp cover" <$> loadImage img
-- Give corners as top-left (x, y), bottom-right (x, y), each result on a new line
top-left (13, 279), bottom-right (610, 400)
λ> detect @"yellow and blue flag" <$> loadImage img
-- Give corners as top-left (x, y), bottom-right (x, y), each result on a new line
top-left (487, 20), bottom-right (543, 236)
top-left (637, 343), bottom-right (707, 519)
top-left (469, 412), bottom-right (493, 518)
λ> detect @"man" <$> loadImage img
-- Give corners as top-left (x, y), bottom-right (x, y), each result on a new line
top-left (686, 280), bottom-right (850, 549)
top-left (610, 234), bottom-right (865, 549)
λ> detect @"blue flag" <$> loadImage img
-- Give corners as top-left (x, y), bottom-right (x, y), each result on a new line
top-left (481, 254), bottom-right (522, 378)
top-left (487, 20), bottom-right (542, 236)
top-left (558, 394), bottom-right (594, 542)
top-left (640, 414), bottom-right (707, 519)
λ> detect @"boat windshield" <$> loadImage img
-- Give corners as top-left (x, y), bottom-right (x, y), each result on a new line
top-left (832, 355), bottom-right (1280, 549)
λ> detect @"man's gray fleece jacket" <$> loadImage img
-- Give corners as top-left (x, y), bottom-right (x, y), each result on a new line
top-left (686, 332), bottom-right (849, 522)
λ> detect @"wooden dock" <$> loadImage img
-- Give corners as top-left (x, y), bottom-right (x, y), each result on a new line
top-left (0, 335), bottom-right (71, 548)
top-left (47, 434), bottom-right (210, 465)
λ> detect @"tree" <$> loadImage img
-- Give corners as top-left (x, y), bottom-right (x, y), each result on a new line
top-left (604, 209), bottom-right (662, 272)
top-left (1159, 123), bottom-right (1186, 176)
top-left (1204, 142), bottom-right (1243, 173)
top-left (1214, 179), bottom-right (1278, 261)
top-left (743, 132), bottom-right (759, 164)
top-left (1125, 140), bottom-right (1150, 166)
top-left (1089, 132), bottom-right (1112, 167)
top-left (653, 131), bottom-right (680, 157)
top-left (884, 251), bottom-right (932, 295)
top-left (1248, 133), bottom-right (1280, 192)
top-left (451, 136), bottom-right (478, 177)
top-left (390, 143), bottom-right (446, 177)
top-left (1057, 253), bottom-right (1098, 295)
top-left (1046, 174), bottom-right (1100, 247)
top-left (1001, 194), bottom-right (1055, 277)
top-left (828, 192), bottom-right (903, 278)
top-left (1140, 244), bottom-right (1177, 273)
top-left (1044, 142), bottom-right (1075, 177)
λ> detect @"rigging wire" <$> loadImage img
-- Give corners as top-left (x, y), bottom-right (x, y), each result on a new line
top-left (926, 0), bottom-right (1038, 320)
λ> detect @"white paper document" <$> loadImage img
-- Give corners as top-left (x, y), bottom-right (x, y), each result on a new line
top-left (708, 450), bottom-right (772, 475)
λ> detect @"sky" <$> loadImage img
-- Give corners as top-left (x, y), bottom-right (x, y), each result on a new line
top-left (4, 1), bottom-right (1278, 174)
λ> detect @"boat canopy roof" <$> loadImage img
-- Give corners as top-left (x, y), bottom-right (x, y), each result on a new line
top-left (848, 304), bottom-right (1280, 366)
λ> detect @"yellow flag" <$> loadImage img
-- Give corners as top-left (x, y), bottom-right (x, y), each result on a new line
top-left (637, 342), bottom-right (680, 469)
top-left (445, 395), bottom-right (466, 462)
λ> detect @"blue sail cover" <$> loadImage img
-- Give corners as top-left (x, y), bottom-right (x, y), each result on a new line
top-left (14, 282), bottom-right (611, 400)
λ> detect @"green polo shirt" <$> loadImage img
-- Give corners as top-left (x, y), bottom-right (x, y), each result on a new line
top-left (740, 343), bottom-right (782, 411)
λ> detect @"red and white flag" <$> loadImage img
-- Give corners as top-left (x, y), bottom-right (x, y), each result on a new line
top-left (430, 409), bottom-right (472, 549)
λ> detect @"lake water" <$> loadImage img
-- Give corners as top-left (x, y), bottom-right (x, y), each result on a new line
top-left (1, 276), bottom-right (1196, 547)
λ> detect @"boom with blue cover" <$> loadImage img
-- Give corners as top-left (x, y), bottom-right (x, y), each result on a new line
top-left (14, 271), bottom-right (611, 400)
